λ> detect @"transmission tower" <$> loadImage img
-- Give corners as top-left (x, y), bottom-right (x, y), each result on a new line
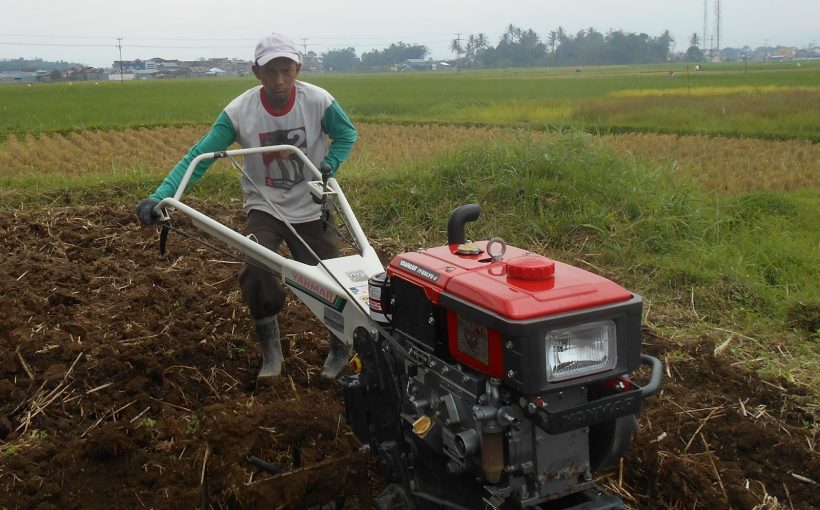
top-left (713, 0), bottom-right (721, 56)
top-left (702, 0), bottom-right (709, 52)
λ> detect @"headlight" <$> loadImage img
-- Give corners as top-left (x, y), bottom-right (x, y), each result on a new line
top-left (545, 320), bottom-right (617, 381)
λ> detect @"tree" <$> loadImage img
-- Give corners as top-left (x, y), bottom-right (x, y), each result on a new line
top-left (361, 42), bottom-right (429, 69)
top-left (463, 33), bottom-right (490, 66)
top-left (650, 30), bottom-right (675, 62)
top-left (303, 50), bottom-right (320, 71)
top-left (689, 32), bottom-right (701, 49)
top-left (450, 37), bottom-right (464, 64)
top-left (685, 45), bottom-right (704, 62)
top-left (547, 30), bottom-right (560, 54)
top-left (320, 48), bottom-right (358, 72)
top-left (495, 25), bottom-right (545, 67)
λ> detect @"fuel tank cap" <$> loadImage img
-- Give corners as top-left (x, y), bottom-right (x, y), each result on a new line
top-left (506, 256), bottom-right (556, 281)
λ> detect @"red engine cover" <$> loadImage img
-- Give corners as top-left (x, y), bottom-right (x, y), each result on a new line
top-left (387, 241), bottom-right (632, 320)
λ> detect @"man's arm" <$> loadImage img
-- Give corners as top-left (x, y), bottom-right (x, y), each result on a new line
top-left (320, 101), bottom-right (357, 176)
top-left (150, 111), bottom-right (237, 201)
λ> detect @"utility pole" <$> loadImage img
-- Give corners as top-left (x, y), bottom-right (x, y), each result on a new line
top-left (454, 33), bottom-right (463, 70)
top-left (301, 38), bottom-right (309, 72)
top-left (117, 37), bottom-right (124, 83)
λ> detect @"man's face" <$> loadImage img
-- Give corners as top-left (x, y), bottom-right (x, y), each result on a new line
top-left (253, 57), bottom-right (301, 106)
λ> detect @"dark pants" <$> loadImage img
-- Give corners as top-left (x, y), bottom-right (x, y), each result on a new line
top-left (239, 209), bottom-right (339, 320)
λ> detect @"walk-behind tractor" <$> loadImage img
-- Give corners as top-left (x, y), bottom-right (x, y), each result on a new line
top-left (154, 145), bottom-right (662, 510)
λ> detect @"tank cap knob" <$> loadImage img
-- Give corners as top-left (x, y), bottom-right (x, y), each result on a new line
top-left (507, 256), bottom-right (555, 280)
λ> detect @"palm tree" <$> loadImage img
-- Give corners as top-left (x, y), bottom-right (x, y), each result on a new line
top-left (450, 37), bottom-right (464, 63)
top-left (548, 30), bottom-right (559, 53)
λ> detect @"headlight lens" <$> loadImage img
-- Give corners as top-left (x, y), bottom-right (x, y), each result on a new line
top-left (545, 320), bottom-right (617, 381)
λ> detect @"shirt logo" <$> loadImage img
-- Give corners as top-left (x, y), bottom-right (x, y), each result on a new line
top-left (259, 128), bottom-right (307, 190)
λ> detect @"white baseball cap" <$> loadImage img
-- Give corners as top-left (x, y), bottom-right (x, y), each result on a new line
top-left (254, 33), bottom-right (301, 66)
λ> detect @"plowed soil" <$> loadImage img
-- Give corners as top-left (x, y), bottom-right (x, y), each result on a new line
top-left (0, 202), bottom-right (817, 510)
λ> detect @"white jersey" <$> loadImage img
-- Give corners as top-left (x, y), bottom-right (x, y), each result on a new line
top-left (224, 81), bottom-right (334, 223)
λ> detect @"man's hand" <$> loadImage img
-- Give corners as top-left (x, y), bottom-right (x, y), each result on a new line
top-left (136, 198), bottom-right (161, 226)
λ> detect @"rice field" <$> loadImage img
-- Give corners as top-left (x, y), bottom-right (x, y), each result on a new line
top-left (1, 124), bottom-right (817, 197)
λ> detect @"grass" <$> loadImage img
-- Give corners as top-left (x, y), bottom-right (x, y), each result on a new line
top-left (338, 134), bottom-right (819, 389)
top-left (1, 62), bottom-right (818, 140)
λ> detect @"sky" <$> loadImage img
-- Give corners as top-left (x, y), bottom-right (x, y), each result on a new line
top-left (2, 0), bottom-right (818, 67)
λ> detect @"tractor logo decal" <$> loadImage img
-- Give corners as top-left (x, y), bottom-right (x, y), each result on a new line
top-left (285, 276), bottom-right (347, 312)
top-left (398, 259), bottom-right (439, 282)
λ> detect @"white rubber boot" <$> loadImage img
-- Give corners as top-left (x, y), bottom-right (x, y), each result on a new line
top-left (254, 316), bottom-right (283, 384)
top-left (320, 335), bottom-right (350, 379)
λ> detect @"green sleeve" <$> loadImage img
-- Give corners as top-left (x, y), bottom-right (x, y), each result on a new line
top-left (320, 100), bottom-right (357, 176)
top-left (150, 111), bottom-right (237, 200)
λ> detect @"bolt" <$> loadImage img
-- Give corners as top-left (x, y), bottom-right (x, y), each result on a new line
top-left (505, 340), bottom-right (514, 349)
top-left (527, 402), bottom-right (538, 414)
top-left (506, 369), bottom-right (515, 378)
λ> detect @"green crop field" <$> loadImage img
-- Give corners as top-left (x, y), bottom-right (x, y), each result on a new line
top-left (1, 61), bottom-right (818, 139)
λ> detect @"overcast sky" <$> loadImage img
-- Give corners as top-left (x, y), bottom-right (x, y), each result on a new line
top-left (2, 0), bottom-right (818, 67)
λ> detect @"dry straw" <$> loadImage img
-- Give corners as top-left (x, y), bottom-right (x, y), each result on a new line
top-left (1, 124), bottom-right (816, 196)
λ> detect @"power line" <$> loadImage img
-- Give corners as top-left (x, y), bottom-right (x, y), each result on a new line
top-left (0, 33), bottom-right (258, 42)
top-left (0, 41), bottom-right (115, 48)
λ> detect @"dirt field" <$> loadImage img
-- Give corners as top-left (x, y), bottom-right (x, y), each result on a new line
top-left (0, 202), bottom-right (817, 509)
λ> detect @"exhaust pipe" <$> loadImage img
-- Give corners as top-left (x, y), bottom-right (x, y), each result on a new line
top-left (447, 204), bottom-right (481, 245)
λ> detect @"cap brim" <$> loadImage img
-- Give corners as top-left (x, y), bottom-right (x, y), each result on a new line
top-left (256, 51), bottom-right (301, 67)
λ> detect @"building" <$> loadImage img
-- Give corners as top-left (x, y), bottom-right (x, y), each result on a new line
top-left (401, 58), bottom-right (433, 71)
top-left (0, 70), bottom-right (50, 83)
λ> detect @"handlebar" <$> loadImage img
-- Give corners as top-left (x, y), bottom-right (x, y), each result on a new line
top-left (171, 145), bottom-right (321, 201)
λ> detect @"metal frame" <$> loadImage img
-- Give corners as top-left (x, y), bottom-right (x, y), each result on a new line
top-left (155, 145), bottom-right (384, 345)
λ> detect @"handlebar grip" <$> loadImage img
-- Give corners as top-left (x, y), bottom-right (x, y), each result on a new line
top-left (639, 354), bottom-right (663, 397)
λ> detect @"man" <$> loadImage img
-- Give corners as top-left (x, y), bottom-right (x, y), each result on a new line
top-left (135, 33), bottom-right (357, 385)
